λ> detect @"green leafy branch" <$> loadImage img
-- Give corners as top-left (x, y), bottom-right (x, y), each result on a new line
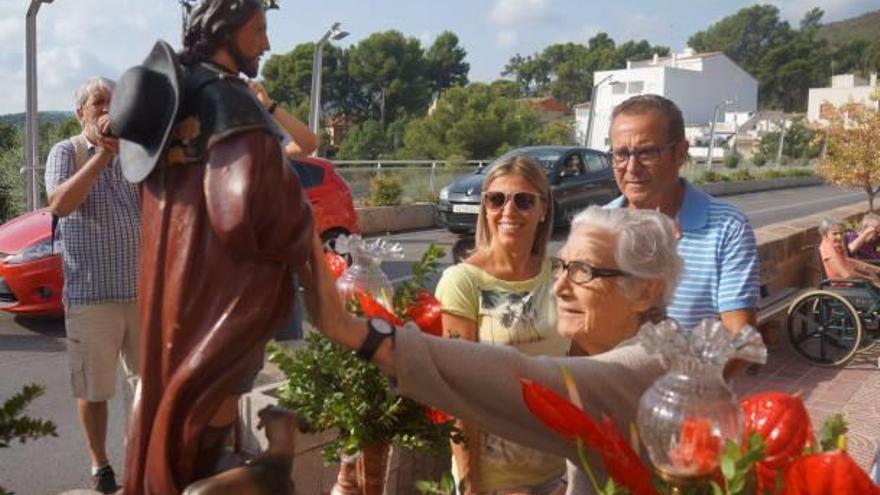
top-left (1, 384), bottom-right (58, 495)
top-left (393, 244), bottom-right (445, 316)
top-left (0, 384), bottom-right (57, 448)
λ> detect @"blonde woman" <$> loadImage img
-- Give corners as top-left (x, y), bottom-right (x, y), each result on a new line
top-left (434, 156), bottom-right (567, 495)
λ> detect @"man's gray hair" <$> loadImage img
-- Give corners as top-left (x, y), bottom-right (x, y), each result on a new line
top-left (570, 206), bottom-right (682, 308)
top-left (818, 217), bottom-right (843, 237)
top-left (74, 77), bottom-right (115, 111)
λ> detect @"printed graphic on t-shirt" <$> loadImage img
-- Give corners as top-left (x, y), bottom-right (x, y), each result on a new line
top-left (479, 290), bottom-right (544, 345)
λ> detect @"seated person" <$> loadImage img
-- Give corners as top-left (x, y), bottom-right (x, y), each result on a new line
top-left (846, 213), bottom-right (880, 261)
top-left (562, 155), bottom-right (582, 176)
top-left (818, 218), bottom-right (880, 282)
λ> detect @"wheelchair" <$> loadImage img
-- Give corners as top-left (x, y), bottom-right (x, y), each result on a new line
top-left (786, 256), bottom-right (880, 367)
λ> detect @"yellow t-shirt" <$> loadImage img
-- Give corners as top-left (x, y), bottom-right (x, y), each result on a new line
top-left (434, 259), bottom-right (567, 491)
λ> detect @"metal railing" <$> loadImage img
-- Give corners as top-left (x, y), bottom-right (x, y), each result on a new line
top-left (330, 160), bottom-right (491, 202)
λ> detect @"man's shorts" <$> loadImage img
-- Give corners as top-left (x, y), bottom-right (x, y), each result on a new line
top-left (65, 302), bottom-right (140, 402)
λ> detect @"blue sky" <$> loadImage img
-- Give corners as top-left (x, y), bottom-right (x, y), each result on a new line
top-left (0, 0), bottom-right (876, 114)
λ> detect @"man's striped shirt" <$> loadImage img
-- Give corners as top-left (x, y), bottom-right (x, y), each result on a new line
top-left (606, 180), bottom-right (760, 329)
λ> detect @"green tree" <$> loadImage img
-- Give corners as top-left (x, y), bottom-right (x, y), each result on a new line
top-left (502, 34), bottom-right (668, 107)
top-left (489, 79), bottom-right (520, 98)
top-left (688, 4), bottom-right (794, 76)
top-left (399, 83), bottom-right (541, 159)
top-left (0, 123), bottom-right (17, 152)
top-left (337, 120), bottom-right (391, 160)
top-left (0, 131), bottom-right (25, 221)
top-left (425, 31), bottom-right (469, 95)
top-left (752, 118), bottom-right (822, 165)
top-left (261, 42), bottom-right (364, 121)
top-left (531, 118), bottom-right (575, 146)
top-left (348, 30), bottom-right (432, 124)
top-left (688, 5), bottom-right (832, 111)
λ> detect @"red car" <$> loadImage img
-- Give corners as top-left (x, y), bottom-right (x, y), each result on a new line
top-left (0, 156), bottom-right (358, 317)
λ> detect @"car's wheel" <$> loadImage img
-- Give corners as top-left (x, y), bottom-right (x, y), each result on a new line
top-left (448, 226), bottom-right (472, 235)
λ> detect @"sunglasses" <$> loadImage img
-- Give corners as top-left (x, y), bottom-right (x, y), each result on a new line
top-left (482, 191), bottom-right (542, 211)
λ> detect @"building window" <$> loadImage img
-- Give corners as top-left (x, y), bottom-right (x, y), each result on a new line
top-left (612, 83), bottom-right (626, 95)
top-left (628, 81), bottom-right (644, 94)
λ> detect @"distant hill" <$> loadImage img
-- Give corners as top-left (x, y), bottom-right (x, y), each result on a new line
top-left (0, 111), bottom-right (74, 128)
top-left (818, 9), bottom-right (880, 47)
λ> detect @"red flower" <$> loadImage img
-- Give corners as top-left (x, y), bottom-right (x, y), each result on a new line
top-left (782, 450), bottom-right (880, 495)
top-left (668, 417), bottom-right (722, 476)
top-left (424, 407), bottom-right (452, 424)
top-left (404, 290), bottom-right (443, 336)
top-left (741, 392), bottom-right (814, 493)
top-left (520, 378), bottom-right (658, 495)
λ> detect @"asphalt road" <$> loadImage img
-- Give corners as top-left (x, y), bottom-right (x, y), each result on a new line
top-left (0, 183), bottom-right (865, 494)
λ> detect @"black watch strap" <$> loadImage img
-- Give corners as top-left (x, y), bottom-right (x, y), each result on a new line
top-left (357, 318), bottom-right (396, 362)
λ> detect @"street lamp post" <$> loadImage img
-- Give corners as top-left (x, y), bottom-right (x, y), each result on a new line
top-left (584, 74), bottom-right (618, 149)
top-left (706, 99), bottom-right (733, 169)
top-left (25, 0), bottom-right (54, 211)
top-left (308, 22), bottom-right (349, 148)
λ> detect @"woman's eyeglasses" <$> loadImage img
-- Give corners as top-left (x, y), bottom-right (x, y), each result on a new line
top-left (482, 191), bottom-right (542, 212)
top-left (550, 257), bottom-right (629, 285)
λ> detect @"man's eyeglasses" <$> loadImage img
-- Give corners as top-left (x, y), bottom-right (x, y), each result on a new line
top-left (550, 257), bottom-right (629, 285)
top-left (610, 143), bottom-right (677, 168)
top-left (483, 191), bottom-right (542, 212)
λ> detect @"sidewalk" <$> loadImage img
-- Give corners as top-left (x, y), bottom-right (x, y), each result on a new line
top-left (732, 332), bottom-right (880, 469)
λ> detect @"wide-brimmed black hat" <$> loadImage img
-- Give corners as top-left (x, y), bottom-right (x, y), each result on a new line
top-left (109, 40), bottom-right (182, 183)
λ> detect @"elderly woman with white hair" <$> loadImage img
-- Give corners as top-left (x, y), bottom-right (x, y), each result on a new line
top-left (818, 217), bottom-right (880, 282)
top-left (300, 206), bottom-right (682, 494)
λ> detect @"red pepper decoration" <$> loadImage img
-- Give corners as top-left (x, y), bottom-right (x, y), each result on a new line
top-left (355, 290), bottom-right (404, 326)
top-left (520, 378), bottom-right (658, 495)
top-left (404, 290), bottom-right (444, 336)
top-left (668, 417), bottom-right (722, 475)
top-left (323, 250), bottom-right (348, 279)
top-left (782, 450), bottom-right (880, 495)
top-left (741, 391), bottom-right (814, 493)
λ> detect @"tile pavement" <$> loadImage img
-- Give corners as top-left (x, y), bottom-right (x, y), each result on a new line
top-left (731, 329), bottom-right (880, 470)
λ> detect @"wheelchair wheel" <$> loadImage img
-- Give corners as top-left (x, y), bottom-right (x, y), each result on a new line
top-left (786, 290), bottom-right (863, 367)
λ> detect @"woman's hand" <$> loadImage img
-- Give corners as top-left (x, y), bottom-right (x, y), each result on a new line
top-left (299, 234), bottom-right (399, 375)
top-left (299, 234), bottom-right (350, 339)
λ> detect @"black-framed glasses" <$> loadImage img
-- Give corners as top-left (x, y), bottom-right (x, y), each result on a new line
top-left (550, 257), bottom-right (629, 285)
top-left (482, 191), bottom-right (542, 211)
top-left (610, 142), bottom-right (677, 168)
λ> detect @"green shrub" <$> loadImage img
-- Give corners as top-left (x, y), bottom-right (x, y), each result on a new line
top-left (752, 154), bottom-right (767, 167)
top-left (724, 154), bottom-right (740, 169)
top-left (367, 173), bottom-right (403, 206)
top-left (729, 169), bottom-right (753, 182)
top-left (697, 170), bottom-right (729, 184)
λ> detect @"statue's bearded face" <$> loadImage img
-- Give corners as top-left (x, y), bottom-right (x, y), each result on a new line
top-left (230, 9), bottom-right (270, 78)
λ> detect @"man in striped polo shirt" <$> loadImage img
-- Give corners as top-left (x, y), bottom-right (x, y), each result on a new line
top-left (604, 95), bottom-right (759, 333)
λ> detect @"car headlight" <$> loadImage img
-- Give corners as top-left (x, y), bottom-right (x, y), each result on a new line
top-left (4, 238), bottom-right (58, 265)
top-left (439, 186), bottom-right (450, 201)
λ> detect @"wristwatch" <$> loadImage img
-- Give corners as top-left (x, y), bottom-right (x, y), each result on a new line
top-left (357, 318), bottom-right (396, 362)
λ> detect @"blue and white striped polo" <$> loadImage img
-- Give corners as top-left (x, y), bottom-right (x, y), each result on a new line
top-left (606, 180), bottom-right (760, 329)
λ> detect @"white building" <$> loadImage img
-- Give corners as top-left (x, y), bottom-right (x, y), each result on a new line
top-left (581, 49), bottom-right (758, 150)
top-left (807, 73), bottom-right (879, 124)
